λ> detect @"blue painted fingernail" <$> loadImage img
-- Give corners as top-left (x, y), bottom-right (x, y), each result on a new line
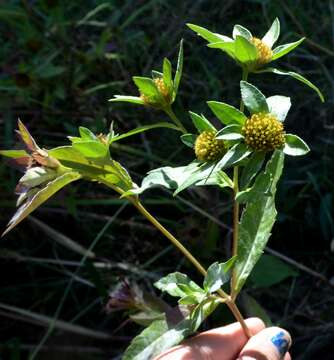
top-left (271, 331), bottom-right (290, 357)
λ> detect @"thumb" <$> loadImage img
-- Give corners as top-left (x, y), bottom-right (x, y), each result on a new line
top-left (237, 326), bottom-right (292, 360)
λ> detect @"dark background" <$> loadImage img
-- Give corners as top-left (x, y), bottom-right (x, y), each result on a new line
top-left (0, 0), bottom-right (333, 359)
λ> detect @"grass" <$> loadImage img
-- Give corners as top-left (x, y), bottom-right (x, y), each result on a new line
top-left (0, 0), bottom-right (333, 359)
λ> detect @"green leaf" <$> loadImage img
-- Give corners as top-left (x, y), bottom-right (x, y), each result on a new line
top-left (272, 38), bottom-right (305, 60)
top-left (17, 120), bottom-right (38, 151)
top-left (73, 141), bottom-right (108, 159)
top-left (79, 127), bottom-right (97, 140)
top-left (234, 36), bottom-right (258, 64)
top-left (154, 272), bottom-right (204, 298)
top-left (3, 172), bottom-right (81, 236)
top-left (163, 57), bottom-right (172, 90)
top-left (266, 95), bottom-right (291, 122)
top-left (189, 111), bottom-right (216, 132)
top-left (216, 143), bottom-right (251, 170)
top-left (186, 23), bottom-right (232, 43)
top-left (216, 124), bottom-right (243, 140)
top-left (0, 149), bottom-right (28, 158)
top-left (236, 172), bottom-right (271, 204)
top-left (233, 25), bottom-right (252, 41)
top-left (189, 298), bottom-right (219, 332)
top-left (240, 152), bottom-right (266, 189)
top-left (255, 67), bottom-right (324, 102)
top-left (233, 150), bottom-right (284, 295)
top-left (283, 134), bottom-right (310, 156)
top-left (19, 167), bottom-right (57, 188)
top-left (207, 101), bottom-right (247, 125)
top-left (262, 18), bottom-right (280, 48)
top-left (203, 257), bottom-right (236, 293)
top-left (181, 134), bottom-right (197, 148)
top-left (133, 76), bottom-right (160, 98)
top-left (109, 95), bottom-right (145, 105)
top-left (240, 81), bottom-right (269, 114)
top-left (250, 255), bottom-right (298, 288)
top-left (174, 40), bottom-right (184, 96)
top-left (196, 170), bottom-right (233, 188)
top-left (110, 123), bottom-right (180, 144)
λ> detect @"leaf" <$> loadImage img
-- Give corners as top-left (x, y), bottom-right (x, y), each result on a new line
top-left (250, 255), bottom-right (298, 287)
top-left (132, 77), bottom-right (160, 99)
top-left (186, 23), bottom-right (232, 43)
top-left (181, 134), bottom-right (197, 148)
top-left (110, 123), bottom-right (180, 144)
top-left (174, 40), bottom-right (184, 96)
top-left (236, 172), bottom-right (272, 204)
top-left (207, 101), bottom-right (247, 125)
top-left (216, 143), bottom-right (251, 170)
top-left (3, 172), bottom-right (81, 236)
top-left (19, 167), bottom-right (57, 188)
top-left (262, 18), bottom-right (280, 48)
top-left (73, 141), bottom-right (108, 159)
top-left (189, 111), bottom-right (216, 132)
top-left (240, 81), bottom-right (269, 114)
top-left (266, 95), bottom-right (291, 122)
top-left (0, 149), bottom-right (29, 158)
top-left (189, 298), bottom-right (219, 332)
top-left (283, 134), bottom-right (310, 156)
top-left (234, 36), bottom-right (258, 64)
top-left (272, 38), bottom-right (305, 60)
top-left (203, 257), bottom-right (236, 293)
top-left (196, 170), bottom-right (233, 188)
top-left (216, 124), bottom-right (243, 140)
top-left (109, 95), bottom-right (145, 105)
top-left (256, 67), bottom-right (324, 102)
top-left (233, 150), bottom-right (284, 295)
top-left (233, 25), bottom-right (252, 41)
top-left (240, 152), bottom-right (266, 189)
top-left (154, 272), bottom-right (204, 298)
top-left (163, 58), bottom-right (172, 90)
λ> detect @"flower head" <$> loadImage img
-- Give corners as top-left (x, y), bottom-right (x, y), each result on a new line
top-left (250, 37), bottom-right (273, 65)
top-left (242, 113), bottom-right (285, 152)
top-left (194, 131), bottom-right (226, 162)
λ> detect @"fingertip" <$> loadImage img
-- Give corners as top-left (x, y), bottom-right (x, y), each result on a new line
top-left (244, 317), bottom-right (266, 335)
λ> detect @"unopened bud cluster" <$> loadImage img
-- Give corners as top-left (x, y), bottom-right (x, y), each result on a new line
top-left (195, 131), bottom-right (226, 162)
top-left (154, 78), bottom-right (170, 98)
top-left (251, 37), bottom-right (273, 65)
top-left (242, 113), bottom-right (285, 152)
top-left (139, 78), bottom-right (171, 107)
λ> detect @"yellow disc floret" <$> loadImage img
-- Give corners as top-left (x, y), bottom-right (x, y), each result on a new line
top-left (251, 37), bottom-right (273, 65)
top-left (194, 131), bottom-right (226, 162)
top-left (154, 78), bottom-right (169, 98)
top-left (242, 113), bottom-right (285, 152)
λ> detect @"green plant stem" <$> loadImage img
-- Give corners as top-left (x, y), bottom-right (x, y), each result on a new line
top-left (100, 180), bottom-right (251, 337)
top-left (231, 68), bottom-right (248, 297)
top-left (164, 106), bottom-right (187, 134)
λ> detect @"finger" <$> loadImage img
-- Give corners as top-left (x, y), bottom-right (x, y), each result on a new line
top-left (154, 317), bottom-right (265, 360)
top-left (237, 326), bottom-right (292, 360)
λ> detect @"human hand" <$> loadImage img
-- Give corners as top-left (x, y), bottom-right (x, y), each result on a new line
top-left (154, 318), bottom-right (291, 360)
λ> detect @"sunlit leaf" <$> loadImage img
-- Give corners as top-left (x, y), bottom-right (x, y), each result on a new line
top-left (203, 257), bottom-right (236, 293)
top-left (283, 134), bottom-right (310, 156)
top-left (174, 40), bottom-right (184, 96)
top-left (109, 95), bottom-right (145, 104)
top-left (216, 124), bottom-right (243, 140)
top-left (207, 101), bottom-right (247, 125)
top-left (187, 23), bottom-right (232, 43)
top-left (234, 36), bottom-right (258, 64)
top-left (262, 18), bottom-right (280, 48)
top-left (240, 81), bottom-right (269, 114)
top-left (266, 95), bottom-right (291, 122)
top-left (272, 38), bottom-right (305, 60)
top-left (233, 25), bottom-right (252, 41)
top-left (189, 111), bottom-right (216, 132)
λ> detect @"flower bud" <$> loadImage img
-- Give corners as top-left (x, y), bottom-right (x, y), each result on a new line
top-left (242, 113), bottom-right (285, 152)
top-left (194, 131), bottom-right (226, 162)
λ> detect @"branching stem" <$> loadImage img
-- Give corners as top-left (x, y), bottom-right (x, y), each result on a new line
top-left (164, 106), bottom-right (187, 134)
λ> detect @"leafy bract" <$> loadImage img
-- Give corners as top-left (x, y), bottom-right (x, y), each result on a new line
top-left (262, 18), bottom-right (280, 48)
top-left (240, 81), bottom-right (269, 114)
top-left (233, 25), bottom-right (252, 41)
top-left (173, 40), bottom-right (184, 96)
top-left (272, 38), bottom-right (304, 60)
top-left (233, 150), bottom-right (284, 296)
top-left (186, 23), bottom-right (232, 43)
top-left (3, 172), bottom-right (81, 236)
top-left (189, 111), bottom-right (216, 132)
top-left (216, 143), bottom-right (251, 170)
top-left (240, 152), bottom-right (266, 190)
top-left (216, 124), bottom-right (243, 140)
top-left (266, 95), bottom-right (291, 122)
top-left (283, 134), bottom-right (310, 156)
top-left (109, 95), bottom-right (145, 104)
top-left (234, 35), bottom-right (257, 64)
top-left (207, 101), bottom-right (247, 125)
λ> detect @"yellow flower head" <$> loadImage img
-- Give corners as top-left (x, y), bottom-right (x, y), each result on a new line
top-left (251, 37), bottom-right (273, 65)
top-left (242, 113), bottom-right (285, 152)
top-left (194, 131), bottom-right (226, 162)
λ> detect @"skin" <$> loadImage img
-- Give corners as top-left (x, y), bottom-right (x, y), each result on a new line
top-left (155, 318), bottom-right (292, 360)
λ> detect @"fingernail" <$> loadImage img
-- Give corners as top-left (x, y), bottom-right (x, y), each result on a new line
top-left (270, 331), bottom-right (291, 358)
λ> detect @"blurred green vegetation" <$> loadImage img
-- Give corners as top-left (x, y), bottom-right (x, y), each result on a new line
top-left (0, 0), bottom-right (333, 359)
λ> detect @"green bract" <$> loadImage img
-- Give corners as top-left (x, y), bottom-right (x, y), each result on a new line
top-left (187, 19), bottom-right (324, 101)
